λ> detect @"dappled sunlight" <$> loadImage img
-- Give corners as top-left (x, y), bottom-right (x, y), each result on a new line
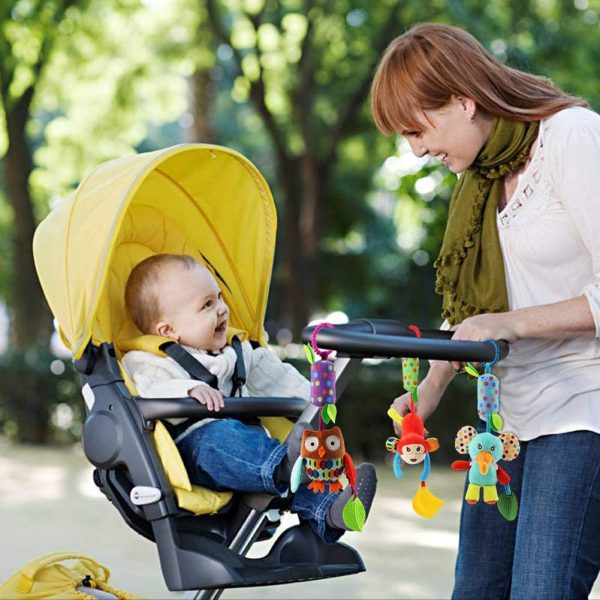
top-left (0, 443), bottom-right (103, 506)
top-left (0, 458), bottom-right (67, 505)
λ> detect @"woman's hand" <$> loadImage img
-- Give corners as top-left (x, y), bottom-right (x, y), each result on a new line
top-left (390, 377), bottom-right (445, 436)
top-left (449, 312), bottom-right (520, 371)
top-left (189, 385), bottom-right (225, 411)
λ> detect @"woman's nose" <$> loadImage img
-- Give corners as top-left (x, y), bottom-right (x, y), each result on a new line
top-left (412, 144), bottom-right (428, 158)
top-left (406, 137), bottom-right (427, 158)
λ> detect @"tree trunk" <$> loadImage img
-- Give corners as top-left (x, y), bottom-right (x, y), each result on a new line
top-left (188, 68), bottom-right (217, 143)
top-left (4, 94), bottom-right (52, 349)
top-left (278, 154), bottom-right (325, 338)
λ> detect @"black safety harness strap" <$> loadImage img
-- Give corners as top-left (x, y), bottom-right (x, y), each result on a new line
top-left (160, 336), bottom-right (247, 397)
top-left (229, 336), bottom-right (246, 397)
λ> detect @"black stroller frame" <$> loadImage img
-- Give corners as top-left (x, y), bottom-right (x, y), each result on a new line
top-left (77, 318), bottom-right (507, 599)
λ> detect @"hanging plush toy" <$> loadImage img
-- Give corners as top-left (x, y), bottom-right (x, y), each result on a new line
top-left (386, 410), bottom-right (440, 474)
top-left (292, 322), bottom-right (365, 531)
top-left (452, 426), bottom-right (520, 509)
top-left (304, 322), bottom-right (337, 427)
top-left (452, 352), bottom-right (520, 521)
top-left (385, 325), bottom-right (444, 519)
top-left (290, 425), bottom-right (356, 494)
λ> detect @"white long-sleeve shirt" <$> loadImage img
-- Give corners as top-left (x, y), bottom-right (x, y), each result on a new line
top-left (122, 341), bottom-right (310, 441)
top-left (493, 106), bottom-right (600, 440)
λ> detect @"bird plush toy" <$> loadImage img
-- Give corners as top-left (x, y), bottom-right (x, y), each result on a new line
top-left (452, 426), bottom-right (520, 516)
top-left (290, 425), bottom-right (357, 494)
top-left (453, 360), bottom-right (521, 521)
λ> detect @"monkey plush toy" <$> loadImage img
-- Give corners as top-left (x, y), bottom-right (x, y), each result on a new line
top-left (386, 409), bottom-right (440, 477)
top-left (386, 407), bottom-right (444, 518)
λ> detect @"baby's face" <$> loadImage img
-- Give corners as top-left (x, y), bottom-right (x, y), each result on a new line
top-left (156, 262), bottom-right (229, 352)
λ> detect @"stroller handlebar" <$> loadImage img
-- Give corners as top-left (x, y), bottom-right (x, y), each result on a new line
top-left (135, 395), bottom-right (308, 421)
top-left (301, 319), bottom-right (509, 363)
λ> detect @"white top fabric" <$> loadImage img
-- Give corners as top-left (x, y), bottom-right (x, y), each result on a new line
top-left (122, 341), bottom-right (310, 441)
top-left (493, 106), bottom-right (600, 440)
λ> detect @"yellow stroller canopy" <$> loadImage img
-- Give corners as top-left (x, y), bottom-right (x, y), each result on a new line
top-left (33, 144), bottom-right (276, 359)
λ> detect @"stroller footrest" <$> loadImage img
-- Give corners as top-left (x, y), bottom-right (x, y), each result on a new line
top-left (154, 519), bottom-right (364, 591)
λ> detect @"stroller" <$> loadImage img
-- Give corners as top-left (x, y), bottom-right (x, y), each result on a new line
top-left (32, 143), bottom-right (507, 598)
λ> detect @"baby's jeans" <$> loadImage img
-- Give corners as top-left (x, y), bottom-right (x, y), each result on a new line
top-left (453, 428), bottom-right (600, 599)
top-left (176, 419), bottom-right (343, 543)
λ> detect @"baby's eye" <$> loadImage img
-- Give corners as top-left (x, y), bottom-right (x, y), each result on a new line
top-left (201, 299), bottom-right (213, 310)
top-left (404, 130), bottom-right (422, 139)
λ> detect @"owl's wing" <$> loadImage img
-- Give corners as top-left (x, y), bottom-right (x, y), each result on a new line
top-left (343, 452), bottom-right (357, 490)
top-left (290, 456), bottom-right (304, 493)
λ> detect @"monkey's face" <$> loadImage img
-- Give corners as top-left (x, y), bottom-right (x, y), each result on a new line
top-left (400, 443), bottom-right (427, 464)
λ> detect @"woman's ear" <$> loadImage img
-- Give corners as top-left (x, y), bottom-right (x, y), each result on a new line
top-left (454, 96), bottom-right (477, 120)
top-left (156, 321), bottom-right (177, 340)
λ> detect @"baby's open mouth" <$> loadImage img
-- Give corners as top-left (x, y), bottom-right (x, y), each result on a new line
top-left (215, 321), bottom-right (227, 334)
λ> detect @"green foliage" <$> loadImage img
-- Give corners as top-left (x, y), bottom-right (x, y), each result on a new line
top-left (0, 0), bottom-right (599, 443)
top-left (0, 344), bottom-right (81, 443)
top-left (31, 0), bottom-right (194, 209)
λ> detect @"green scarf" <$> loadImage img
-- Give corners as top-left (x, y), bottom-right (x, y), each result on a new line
top-left (434, 117), bottom-right (539, 326)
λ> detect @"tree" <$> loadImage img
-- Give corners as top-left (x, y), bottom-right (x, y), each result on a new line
top-left (204, 0), bottom-right (430, 335)
top-left (0, 0), bottom-right (82, 349)
top-left (0, 0), bottom-right (194, 442)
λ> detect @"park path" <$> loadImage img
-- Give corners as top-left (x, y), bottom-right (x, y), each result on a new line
top-left (1, 440), bottom-right (598, 599)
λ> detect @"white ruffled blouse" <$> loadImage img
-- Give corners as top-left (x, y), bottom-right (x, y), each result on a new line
top-left (493, 106), bottom-right (600, 440)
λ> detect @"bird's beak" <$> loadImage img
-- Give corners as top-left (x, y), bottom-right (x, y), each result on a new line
top-left (477, 451), bottom-right (494, 475)
top-left (318, 447), bottom-right (326, 458)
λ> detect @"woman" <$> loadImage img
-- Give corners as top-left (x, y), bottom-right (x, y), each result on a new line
top-left (371, 23), bottom-right (600, 599)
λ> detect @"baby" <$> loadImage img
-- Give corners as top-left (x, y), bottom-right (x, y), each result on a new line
top-left (122, 254), bottom-right (376, 543)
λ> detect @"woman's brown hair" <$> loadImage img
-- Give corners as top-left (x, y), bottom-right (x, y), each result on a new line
top-left (371, 23), bottom-right (587, 135)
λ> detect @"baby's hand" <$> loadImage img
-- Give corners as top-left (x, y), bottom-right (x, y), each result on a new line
top-left (189, 385), bottom-right (225, 412)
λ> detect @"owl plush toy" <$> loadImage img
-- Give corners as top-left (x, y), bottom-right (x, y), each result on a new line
top-left (290, 425), bottom-right (356, 494)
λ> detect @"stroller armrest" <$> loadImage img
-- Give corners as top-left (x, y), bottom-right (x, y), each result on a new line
top-left (134, 396), bottom-right (308, 421)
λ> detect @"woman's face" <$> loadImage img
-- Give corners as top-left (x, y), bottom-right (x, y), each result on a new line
top-left (402, 96), bottom-right (493, 173)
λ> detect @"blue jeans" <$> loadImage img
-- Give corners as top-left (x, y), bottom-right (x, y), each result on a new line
top-left (453, 427), bottom-right (600, 599)
top-left (176, 419), bottom-right (343, 543)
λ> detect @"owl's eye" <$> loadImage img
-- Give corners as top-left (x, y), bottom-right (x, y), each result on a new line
top-left (325, 435), bottom-right (341, 451)
top-left (304, 436), bottom-right (319, 452)
top-left (478, 443), bottom-right (483, 450)
top-left (490, 445), bottom-right (495, 452)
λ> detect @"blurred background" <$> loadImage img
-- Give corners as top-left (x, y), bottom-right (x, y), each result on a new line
top-left (0, 0), bottom-right (599, 595)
